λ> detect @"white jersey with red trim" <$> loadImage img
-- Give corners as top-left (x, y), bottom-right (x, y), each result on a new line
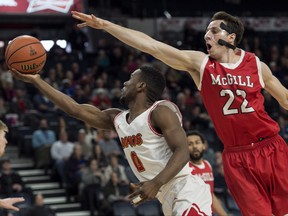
top-left (114, 100), bottom-right (190, 182)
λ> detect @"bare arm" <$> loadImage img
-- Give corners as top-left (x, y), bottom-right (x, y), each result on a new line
top-left (212, 193), bottom-right (228, 216)
top-left (71, 11), bottom-right (206, 82)
top-left (261, 62), bottom-right (288, 110)
top-left (10, 70), bottom-right (120, 130)
top-left (151, 105), bottom-right (190, 185)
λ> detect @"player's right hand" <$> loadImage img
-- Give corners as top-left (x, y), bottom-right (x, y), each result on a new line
top-left (71, 11), bottom-right (105, 29)
top-left (10, 68), bottom-right (40, 83)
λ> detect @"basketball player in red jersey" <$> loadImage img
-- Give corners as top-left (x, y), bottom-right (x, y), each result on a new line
top-left (72, 10), bottom-right (288, 215)
top-left (10, 66), bottom-right (212, 216)
top-left (187, 131), bottom-right (227, 216)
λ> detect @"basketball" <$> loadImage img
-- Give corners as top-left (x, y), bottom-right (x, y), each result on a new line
top-left (5, 35), bottom-right (47, 74)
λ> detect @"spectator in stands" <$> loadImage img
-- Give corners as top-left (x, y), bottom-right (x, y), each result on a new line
top-left (24, 193), bottom-right (55, 216)
top-left (10, 87), bottom-right (33, 117)
top-left (98, 130), bottom-right (122, 158)
top-left (74, 129), bottom-right (93, 159)
top-left (79, 158), bottom-right (106, 215)
top-left (67, 22), bottom-right (88, 54)
top-left (33, 93), bottom-right (57, 114)
top-left (96, 49), bottom-right (111, 69)
top-left (104, 154), bottom-right (129, 186)
top-left (0, 69), bottom-right (15, 102)
top-left (73, 84), bottom-right (89, 104)
top-left (65, 144), bottom-right (86, 199)
top-left (0, 160), bottom-right (34, 207)
top-left (0, 97), bottom-right (8, 119)
top-left (91, 144), bottom-right (108, 169)
top-left (32, 118), bottom-right (56, 169)
top-left (60, 78), bottom-right (75, 98)
top-left (101, 172), bottom-right (131, 216)
top-left (83, 122), bottom-right (98, 146)
top-left (91, 88), bottom-right (111, 110)
top-left (50, 130), bottom-right (74, 187)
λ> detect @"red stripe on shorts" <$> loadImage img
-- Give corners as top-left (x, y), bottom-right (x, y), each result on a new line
top-left (182, 203), bottom-right (207, 216)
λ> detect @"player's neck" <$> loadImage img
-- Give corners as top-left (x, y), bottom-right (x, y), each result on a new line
top-left (128, 97), bottom-right (153, 120)
top-left (224, 48), bottom-right (241, 63)
top-left (191, 159), bottom-right (203, 165)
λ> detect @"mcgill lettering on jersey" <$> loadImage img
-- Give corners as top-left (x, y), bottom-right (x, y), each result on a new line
top-left (199, 50), bottom-right (279, 147)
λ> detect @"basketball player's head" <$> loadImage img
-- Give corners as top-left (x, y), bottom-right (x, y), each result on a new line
top-left (120, 65), bottom-right (165, 105)
top-left (186, 130), bottom-right (206, 162)
top-left (208, 11), bottom-right (244, 47)
top-left (0, 120), bottom-right (8, 157)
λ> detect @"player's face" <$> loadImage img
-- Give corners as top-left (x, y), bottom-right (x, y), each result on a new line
top-left (187, 135), bottom-right (205, 162)
top-left (120, 69), bottom-right (141, 105)
top-left (0, 130), bottom-right (8, 157)
top-left (204, 20), bottom-right (229, 57)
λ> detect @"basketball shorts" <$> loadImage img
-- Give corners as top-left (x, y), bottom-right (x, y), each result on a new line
top-left (157, 174), bottom-right (212, 216)
top-left (222, 134), bottom-right (288, 216)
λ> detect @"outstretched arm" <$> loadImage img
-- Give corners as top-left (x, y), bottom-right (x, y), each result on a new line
top-left (261, 62), bottom-right (288, 110)
top-left (0, 197), bottom-right (25, 211)
top-left (10, 70), bottom-right (120, 130)
top-left (71, 11), bottom-right (206, 79)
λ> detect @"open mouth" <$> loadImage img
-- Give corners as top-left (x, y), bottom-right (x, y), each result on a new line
top-left (206, 43), bottom-right (212, 51)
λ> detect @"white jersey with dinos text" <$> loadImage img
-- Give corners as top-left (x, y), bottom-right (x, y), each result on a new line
top-left (114, 100), bottom-right (191, 182)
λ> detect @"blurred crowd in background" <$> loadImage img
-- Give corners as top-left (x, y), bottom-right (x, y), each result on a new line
top-left (0, 18), bottom-right (287, 215)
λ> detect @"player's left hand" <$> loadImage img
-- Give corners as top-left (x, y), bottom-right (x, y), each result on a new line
top-left (128, 180), bottom-right (162, 206)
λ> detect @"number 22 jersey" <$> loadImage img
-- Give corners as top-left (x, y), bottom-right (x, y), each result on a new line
top-left (199, 49), bottom-right (279, 148)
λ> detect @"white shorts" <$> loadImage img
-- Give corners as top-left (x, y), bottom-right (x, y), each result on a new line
top-left (157, 174), bottom-right (212, 216)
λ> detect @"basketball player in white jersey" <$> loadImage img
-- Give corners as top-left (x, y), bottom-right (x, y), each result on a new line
top-left (10, 65), bottom-right (212, 216)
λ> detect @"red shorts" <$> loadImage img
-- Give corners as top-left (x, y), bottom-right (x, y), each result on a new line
top-left (222, 134), bottom-right (288, 216)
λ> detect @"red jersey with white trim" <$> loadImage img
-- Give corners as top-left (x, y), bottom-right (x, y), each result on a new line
top-left (189, 160), bottom-right (214, 194)
top-left (199, 50), bottom-right (279, 148)
top-left (113, 100), bottom-right (190, 182)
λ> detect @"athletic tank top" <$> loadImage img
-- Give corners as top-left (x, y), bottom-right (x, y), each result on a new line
top-left (199, 50), bottom-right (279, 147)
top-left (114, 100), bottom-right (190, 182)
top-left (189, 160), bottom-right (214, 194)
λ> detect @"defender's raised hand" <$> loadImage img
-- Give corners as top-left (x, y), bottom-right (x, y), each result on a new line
top-left (71, 11), bottom-right (105, 29)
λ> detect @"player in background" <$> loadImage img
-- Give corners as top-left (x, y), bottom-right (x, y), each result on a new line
top-left (187, 130), bottom-right (227, 216)
top-left (10, 65), bottom-right (212, 216)
top-left (0, 120), bottom-right (25, 211)
top-left (71, 10), bottom-right (288, 215)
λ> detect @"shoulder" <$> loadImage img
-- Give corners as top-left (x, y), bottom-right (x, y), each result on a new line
top-left (151, 100), bottom-right (182, 123)
top-left (152, 100), bottom-right (181, 115)
top-left (203, 160), bottom-right (213, 169)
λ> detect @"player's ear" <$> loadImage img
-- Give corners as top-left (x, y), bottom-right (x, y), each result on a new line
top-left (137, 82), bottom-right (146, 91)
top-left (228, 32), bottom-right (236, 44)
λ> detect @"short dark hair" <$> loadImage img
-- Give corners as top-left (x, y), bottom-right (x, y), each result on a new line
top-left (186, 130), bottom-right (205, 143)
top-left (211, 11), bottom-right (244, 46)
top-left (139, 65), bottom-right (166, 103)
